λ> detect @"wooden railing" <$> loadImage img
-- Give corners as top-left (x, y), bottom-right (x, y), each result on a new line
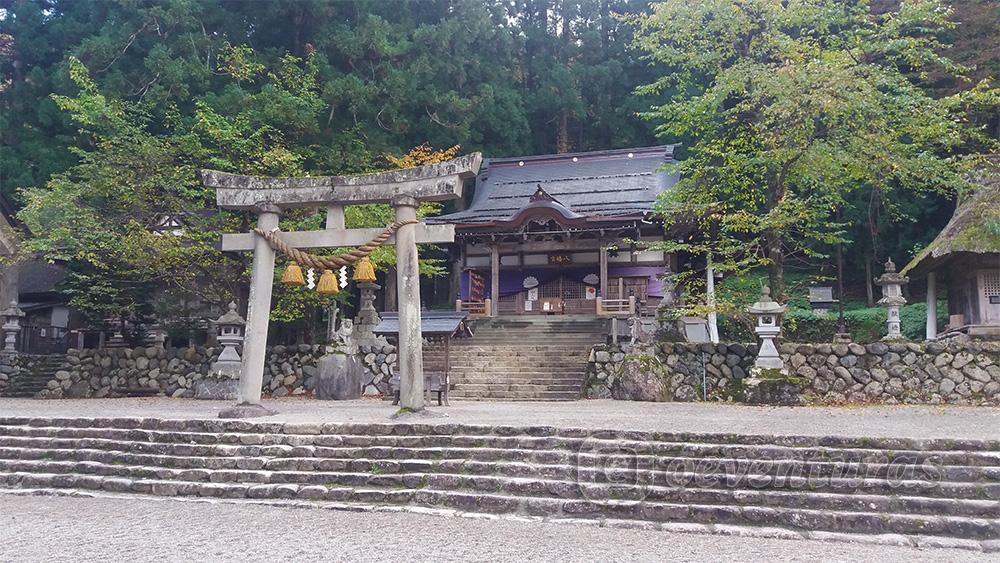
top-left (455, 299), bottom-right (493, 317)
top-left (596, 296), bottom-right (636, 317)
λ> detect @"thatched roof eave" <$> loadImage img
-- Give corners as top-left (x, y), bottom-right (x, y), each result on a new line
top-left (903, 184), bottom-right (1000, 278)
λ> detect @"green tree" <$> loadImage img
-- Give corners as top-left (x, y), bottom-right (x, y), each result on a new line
top-left (631, 0), bottom-right (999, 301)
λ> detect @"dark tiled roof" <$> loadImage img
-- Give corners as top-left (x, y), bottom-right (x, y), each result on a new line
top-left (18, 261), bottom-right (66, 296)
top-left (428, 145), bottom-right (678, 227)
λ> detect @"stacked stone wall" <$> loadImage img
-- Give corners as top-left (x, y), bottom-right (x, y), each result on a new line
top-left (34, 345), bottom-right (328, 399)
top-left (0, 353), bottom-right (18, 391)
top-left (358, 341), bottom-right (397, 396)
top-left (588, 335), bottom-right (1000, 405)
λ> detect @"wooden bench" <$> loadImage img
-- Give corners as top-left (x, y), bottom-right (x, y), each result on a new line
top-left (389, 372), bottom-right (448, 406)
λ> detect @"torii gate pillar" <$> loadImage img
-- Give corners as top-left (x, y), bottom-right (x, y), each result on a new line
top-left (392, 195), bottom-right (424, 408)
top-left (203, 154), bottom-right (482, 418)
top-left (240, 203), bottom-right (280, 409)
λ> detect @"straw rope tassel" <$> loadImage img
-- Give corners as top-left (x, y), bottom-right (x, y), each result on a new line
top-left (254, 220), bottom-right (418, 271)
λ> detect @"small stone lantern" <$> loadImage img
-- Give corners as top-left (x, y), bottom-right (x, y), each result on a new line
top-left (211, 302), bottom-right (246, 377)
top-left (352, 257), bottom-right (381, 346)
top-left (747, 286), bottom-right (786, 372)
top-left (1, 300), bottom-right (25, 354)
top-left (875, 259), bottom-right (909, 340)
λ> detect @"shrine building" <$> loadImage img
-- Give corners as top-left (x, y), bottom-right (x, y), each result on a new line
top-left (429, 145), bottom-right (679, 316)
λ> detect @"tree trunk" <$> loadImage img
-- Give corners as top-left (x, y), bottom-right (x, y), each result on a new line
top-left (766, 229), bottom-right (785, 302)
top-left (764, 172), bottom-right (786, 302)
top-left (556, 108), bottom-right (571, 154)
top-left (864, 253), bottom-right (875, 307)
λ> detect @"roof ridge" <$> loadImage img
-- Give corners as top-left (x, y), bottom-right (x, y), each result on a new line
top-left (491, 172), bottom-right (656, 185)
top-left (487, 145), bottom-right (673, 165)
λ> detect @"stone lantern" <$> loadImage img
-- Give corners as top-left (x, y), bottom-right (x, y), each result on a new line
top-left (352, 256), bottom-right (381, 347)
top-left (211, 302), bottom-right (246, 377)
top-left (875, 259), bottom-right (909, 340)
top-left (747, 286), bottom-right (786, 372)
top-left (196, 302), bottom-right (246, 400)
top-left (1, 300), bottom-right (25, 354)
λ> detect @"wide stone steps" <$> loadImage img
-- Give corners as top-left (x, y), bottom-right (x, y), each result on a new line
top-left (452, 378), bottom-right (585, 387)
top-left (3, 434), bottom-right (997, 484)
top-left (449, 383), bottom-right (582, 393)
top-left (13, 474), bottom-right (999, 544)
top-left (4, 459), bottom-right (1000, 523)
top-left (4, 445), bottom-right (998, 502)
top-left (448, 390), bottom-right (582, 401)
top-left (4, 442), bottom-right (998, 493)
top-left (451, 337), bottom-right (605, 345)
top-left (423, 321), bottom-right (594, 399)
top-left (445, 366), bottom-right (586, 374)
top-left (3, 417), bottom-right (999, 549)
top-left (5, 445), bottom-right (999, 500)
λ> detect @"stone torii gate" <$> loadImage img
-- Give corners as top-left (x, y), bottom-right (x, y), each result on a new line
top-left (201, 154), bottom-right (482, 417)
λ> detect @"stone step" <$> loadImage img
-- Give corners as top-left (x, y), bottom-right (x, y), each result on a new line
top-left (434, 345), bottom-right (594, 351)
top-left (441, 356), bottom-right (590, 363)
top-left (428, 357), bottom-right (589, 364)
top-left (438, 365), bottom-right (587, 373)
top-left (450, 392), bottom-right (581, 401)
top-left (450, 383), bottom-right (582, 392)
top-left (449, 396), bottom-right (581, 402)
top-left (4, 458), bottom-right (999, 521)
top-left (457, 341), bottom-right (598, 346)
top-left (4, 418), bottom-right (1000, 454)
top-left (3, 473), bottom-right (999, 542)
top-left (446, 365), bottom-right (588, 372)
top-left (2, 434), bottom-right (997, 484)
top-left (5, 444), bottom-right (997, 502)
top-left (461, 335), bottom-right (605, 340)
top-left (451, 378), bottom-right (586, 386)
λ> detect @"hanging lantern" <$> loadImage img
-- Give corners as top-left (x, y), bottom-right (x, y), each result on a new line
top-left (282, 262), bottom-right (305, 286)
top-left (353, 256), bottom-right (377, 283)
top-left (316, 269), bottom-right (340, 294)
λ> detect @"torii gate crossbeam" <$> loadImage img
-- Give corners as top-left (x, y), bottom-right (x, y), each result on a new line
top-left (202, 154), bottom-right (482, 417)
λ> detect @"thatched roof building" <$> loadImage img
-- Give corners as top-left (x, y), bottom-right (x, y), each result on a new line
top-left (903, 169), bottom-right (1000, 337)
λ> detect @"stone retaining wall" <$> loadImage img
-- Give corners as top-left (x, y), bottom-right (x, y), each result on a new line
top-left (36, 345), bottom-right (328, 399)
top-left (358, 342), bottom-right (397, 396)
top-left (588, 335), bottom-right (1000, 405)
top-left (0, 353), bottom-right (18, 391)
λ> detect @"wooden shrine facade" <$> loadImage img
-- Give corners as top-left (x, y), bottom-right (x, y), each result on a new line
top-left (429, 146), bottom-right (680, 317)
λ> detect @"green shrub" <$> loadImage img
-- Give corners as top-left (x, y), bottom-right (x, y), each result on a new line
top-left (716, 301), bottom-right (947, 344)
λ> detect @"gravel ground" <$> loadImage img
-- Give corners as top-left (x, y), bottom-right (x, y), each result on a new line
top-left (1, 397), bottom-right (999, 440)
top-left (1, 495), bottom-right (994, 563)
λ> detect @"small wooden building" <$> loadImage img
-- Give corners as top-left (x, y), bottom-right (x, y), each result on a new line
top-left (903, 181), bottom-right (1000, 338)
top-left (429, 146), bottom-right (679, 317)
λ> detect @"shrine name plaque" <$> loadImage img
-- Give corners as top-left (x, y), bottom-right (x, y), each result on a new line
top-left (548, 253), bottom-right (572, 265)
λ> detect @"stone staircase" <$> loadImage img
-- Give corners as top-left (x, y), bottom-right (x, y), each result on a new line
top-left (425, 316), bottom-right (607, 401)
top-left (0, 354), bottom-right (65, 398)
top-left (0, 417), bottom-right (998, 551)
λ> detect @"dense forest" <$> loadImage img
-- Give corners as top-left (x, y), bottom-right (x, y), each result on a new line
top-left (0, 0), bottom-right (666, 193)
top-left (0, 0), bottom-right (998, 336)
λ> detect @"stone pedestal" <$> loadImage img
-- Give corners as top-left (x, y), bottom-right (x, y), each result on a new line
top-left (315, 353), bottom-right (364, 400)
top-left (195, 378), bottom-right (238, 400)
top-left (743, 377), bottom-right (801, 406)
